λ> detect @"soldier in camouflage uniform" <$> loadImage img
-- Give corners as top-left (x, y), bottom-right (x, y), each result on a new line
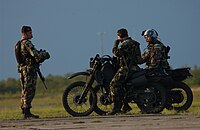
top-left (141, 29), bottom-right (170, 74)
top-left (17, 26), bottom-right (48, 119)
top-left (108, 28), bottom-right (143, 115)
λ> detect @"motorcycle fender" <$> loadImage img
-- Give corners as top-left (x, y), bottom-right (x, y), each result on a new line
top-left (68, 72), bottom-right (90, 79)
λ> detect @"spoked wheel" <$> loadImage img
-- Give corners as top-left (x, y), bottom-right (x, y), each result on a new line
top-left (62, 81), bottom-right (97, 116)
top-left (166, 82), bottom-right (193, 111)
top-left (137, 83), bottom-right (167, 114)
top-left (93, 85), bottom-right (113, 115)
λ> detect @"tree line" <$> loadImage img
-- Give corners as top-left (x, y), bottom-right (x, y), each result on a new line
top-left (0, 67), bottom-right (200, 95)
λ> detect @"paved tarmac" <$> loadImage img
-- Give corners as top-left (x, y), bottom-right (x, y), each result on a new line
top-left (0, 114), bottom-right (200, 130)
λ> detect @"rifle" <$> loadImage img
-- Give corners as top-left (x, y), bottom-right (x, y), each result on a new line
top-left (35, 49), bottom-right (50, 90)
top-left (37, 66), bottom-right (48, 89)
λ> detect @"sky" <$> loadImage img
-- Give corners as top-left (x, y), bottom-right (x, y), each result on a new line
top-left (1, 0), bottom-right (200, 80)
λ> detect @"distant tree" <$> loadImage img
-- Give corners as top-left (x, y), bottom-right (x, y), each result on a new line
top-left (1, 67), bottom-right (200, 95)
top-left (185, 66), bottom-right (200, 86)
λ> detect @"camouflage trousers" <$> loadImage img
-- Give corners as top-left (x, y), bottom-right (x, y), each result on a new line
top-left (19, 66), bottom-right (37, 109)
top-left (109, 66), bottom-right (128, 104)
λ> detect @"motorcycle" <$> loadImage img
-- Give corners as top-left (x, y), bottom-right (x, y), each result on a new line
top-left (92, 56), bottom-right (193, 115)
top-left (62, 54), bottom-right (169, 116)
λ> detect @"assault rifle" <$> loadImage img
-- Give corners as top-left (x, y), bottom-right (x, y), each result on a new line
top-left (36, 49), bottom-right (50, 90)
top-left (37, 65), bottom-right (48, 89)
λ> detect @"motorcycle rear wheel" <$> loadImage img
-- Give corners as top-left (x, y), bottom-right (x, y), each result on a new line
top-left (137, 83), bottom-right (166, 114)
top-left (62, 81), bottom-right (97, 116)
top-left (93, 85), bottom-right (114, 115)
top-left (166, 82), bottom-right (193, 111)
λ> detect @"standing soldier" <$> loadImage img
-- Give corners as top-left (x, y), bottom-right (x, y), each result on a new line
top-left (108, 28), bottom-right (143, 115)
top-left (141, 29), bottom-right (170, 74)
top-left (15, 26), bottom-right (50, 119)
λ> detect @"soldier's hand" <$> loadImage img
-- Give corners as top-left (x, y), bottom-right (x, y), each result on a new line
top-left (114, 40), bottom-right (120, 47)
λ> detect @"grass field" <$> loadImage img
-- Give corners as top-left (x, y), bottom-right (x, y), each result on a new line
top-left (0, 88), bottom-right (200, 121)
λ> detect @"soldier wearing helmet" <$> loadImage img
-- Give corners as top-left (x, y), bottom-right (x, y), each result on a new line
top-left (141, 29), bottom-right (170, 72)
top-left (108, 28), bottom-right (143, 115)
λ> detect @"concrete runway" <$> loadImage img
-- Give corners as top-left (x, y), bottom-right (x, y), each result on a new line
top-left (0, 114), bottom-right (200, 130)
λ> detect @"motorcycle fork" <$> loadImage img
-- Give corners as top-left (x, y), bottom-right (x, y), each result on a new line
top-left (78, 73), bottom-right (95, 104)
top-left (78, 62), bottom-right (99, 104)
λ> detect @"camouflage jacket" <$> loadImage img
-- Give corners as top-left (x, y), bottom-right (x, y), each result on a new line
top-left (142, 40), bottom-right (169, 69)
top-left (19, 39), bottom-right (40, 68)
top-left (112, 37), bottom-right (143, 70)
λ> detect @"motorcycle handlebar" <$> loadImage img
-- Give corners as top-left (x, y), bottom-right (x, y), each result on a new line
top-left (90, 54), bottom-right (113, 68)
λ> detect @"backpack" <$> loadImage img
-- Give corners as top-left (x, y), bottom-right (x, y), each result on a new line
top-left (14, 39), bottom-right (25, 64)
top-left (165, 46), bottom-right (170, 59)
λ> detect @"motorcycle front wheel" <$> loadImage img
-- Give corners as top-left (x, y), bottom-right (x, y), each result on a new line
top-left (137, 83), bottom-right (167, 114)
top-left (62, 81), bottom-right (97, 116)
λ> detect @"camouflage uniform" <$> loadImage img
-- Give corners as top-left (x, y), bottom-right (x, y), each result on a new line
top-left (18, 39), bottom-right (41, 114)
top-left (142, 40), bottom-right (170, 70)
top-left (109, 37), bottom-right (142, 114)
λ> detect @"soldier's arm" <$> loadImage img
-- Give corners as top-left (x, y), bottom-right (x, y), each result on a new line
top-left (153, 44), bottom-right (163, 66)
top-left (141, 49), bottom-right (149, 63)
top-left (112, 40), bottom-right (122, 57)
top-left (135, 43), bottom-right (145, 64)
top-left (24, 41), bottom-right (40, 62)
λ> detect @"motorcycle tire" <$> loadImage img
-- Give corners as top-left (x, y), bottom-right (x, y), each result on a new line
top-left (62, 81), bottom-right (97, 116)
top-left (93, 85), bottom-right (113, 115)
top-left (137, 83), bottom-right (167, 114)
top-left (166, 82), bottom-right (193, 111)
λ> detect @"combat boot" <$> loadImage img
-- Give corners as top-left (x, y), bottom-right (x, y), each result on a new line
top-left (23, 108), bottom-right (39, 119)
top-left (107, 87), bottom-right (124, 115)
top-left (107, 99), bottom-right (122, 115)
top-left (122, 103), bottom-right (132, 113)
top-left (21, 108), bottom-right (25, 117)
top-left (107, 107), bottom-right (122, 115)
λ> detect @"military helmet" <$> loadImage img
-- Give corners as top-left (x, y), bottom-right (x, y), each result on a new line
top-left (143, 29), bottom-right (158, 39)
top-left (117, 28), bottom-right (128, 38)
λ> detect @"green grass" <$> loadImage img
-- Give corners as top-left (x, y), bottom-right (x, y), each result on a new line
top-left (186, 88), bottom-right (200, 115)
top-left (0, 93), bottom-right (68, 120)
top-left (0, 89), bottom-right (200, 121)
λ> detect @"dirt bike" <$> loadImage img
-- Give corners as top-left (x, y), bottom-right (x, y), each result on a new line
top-left (62, 54), bottom-right (167, 116)
top-left (92, 56), bottom-right (193, 115)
